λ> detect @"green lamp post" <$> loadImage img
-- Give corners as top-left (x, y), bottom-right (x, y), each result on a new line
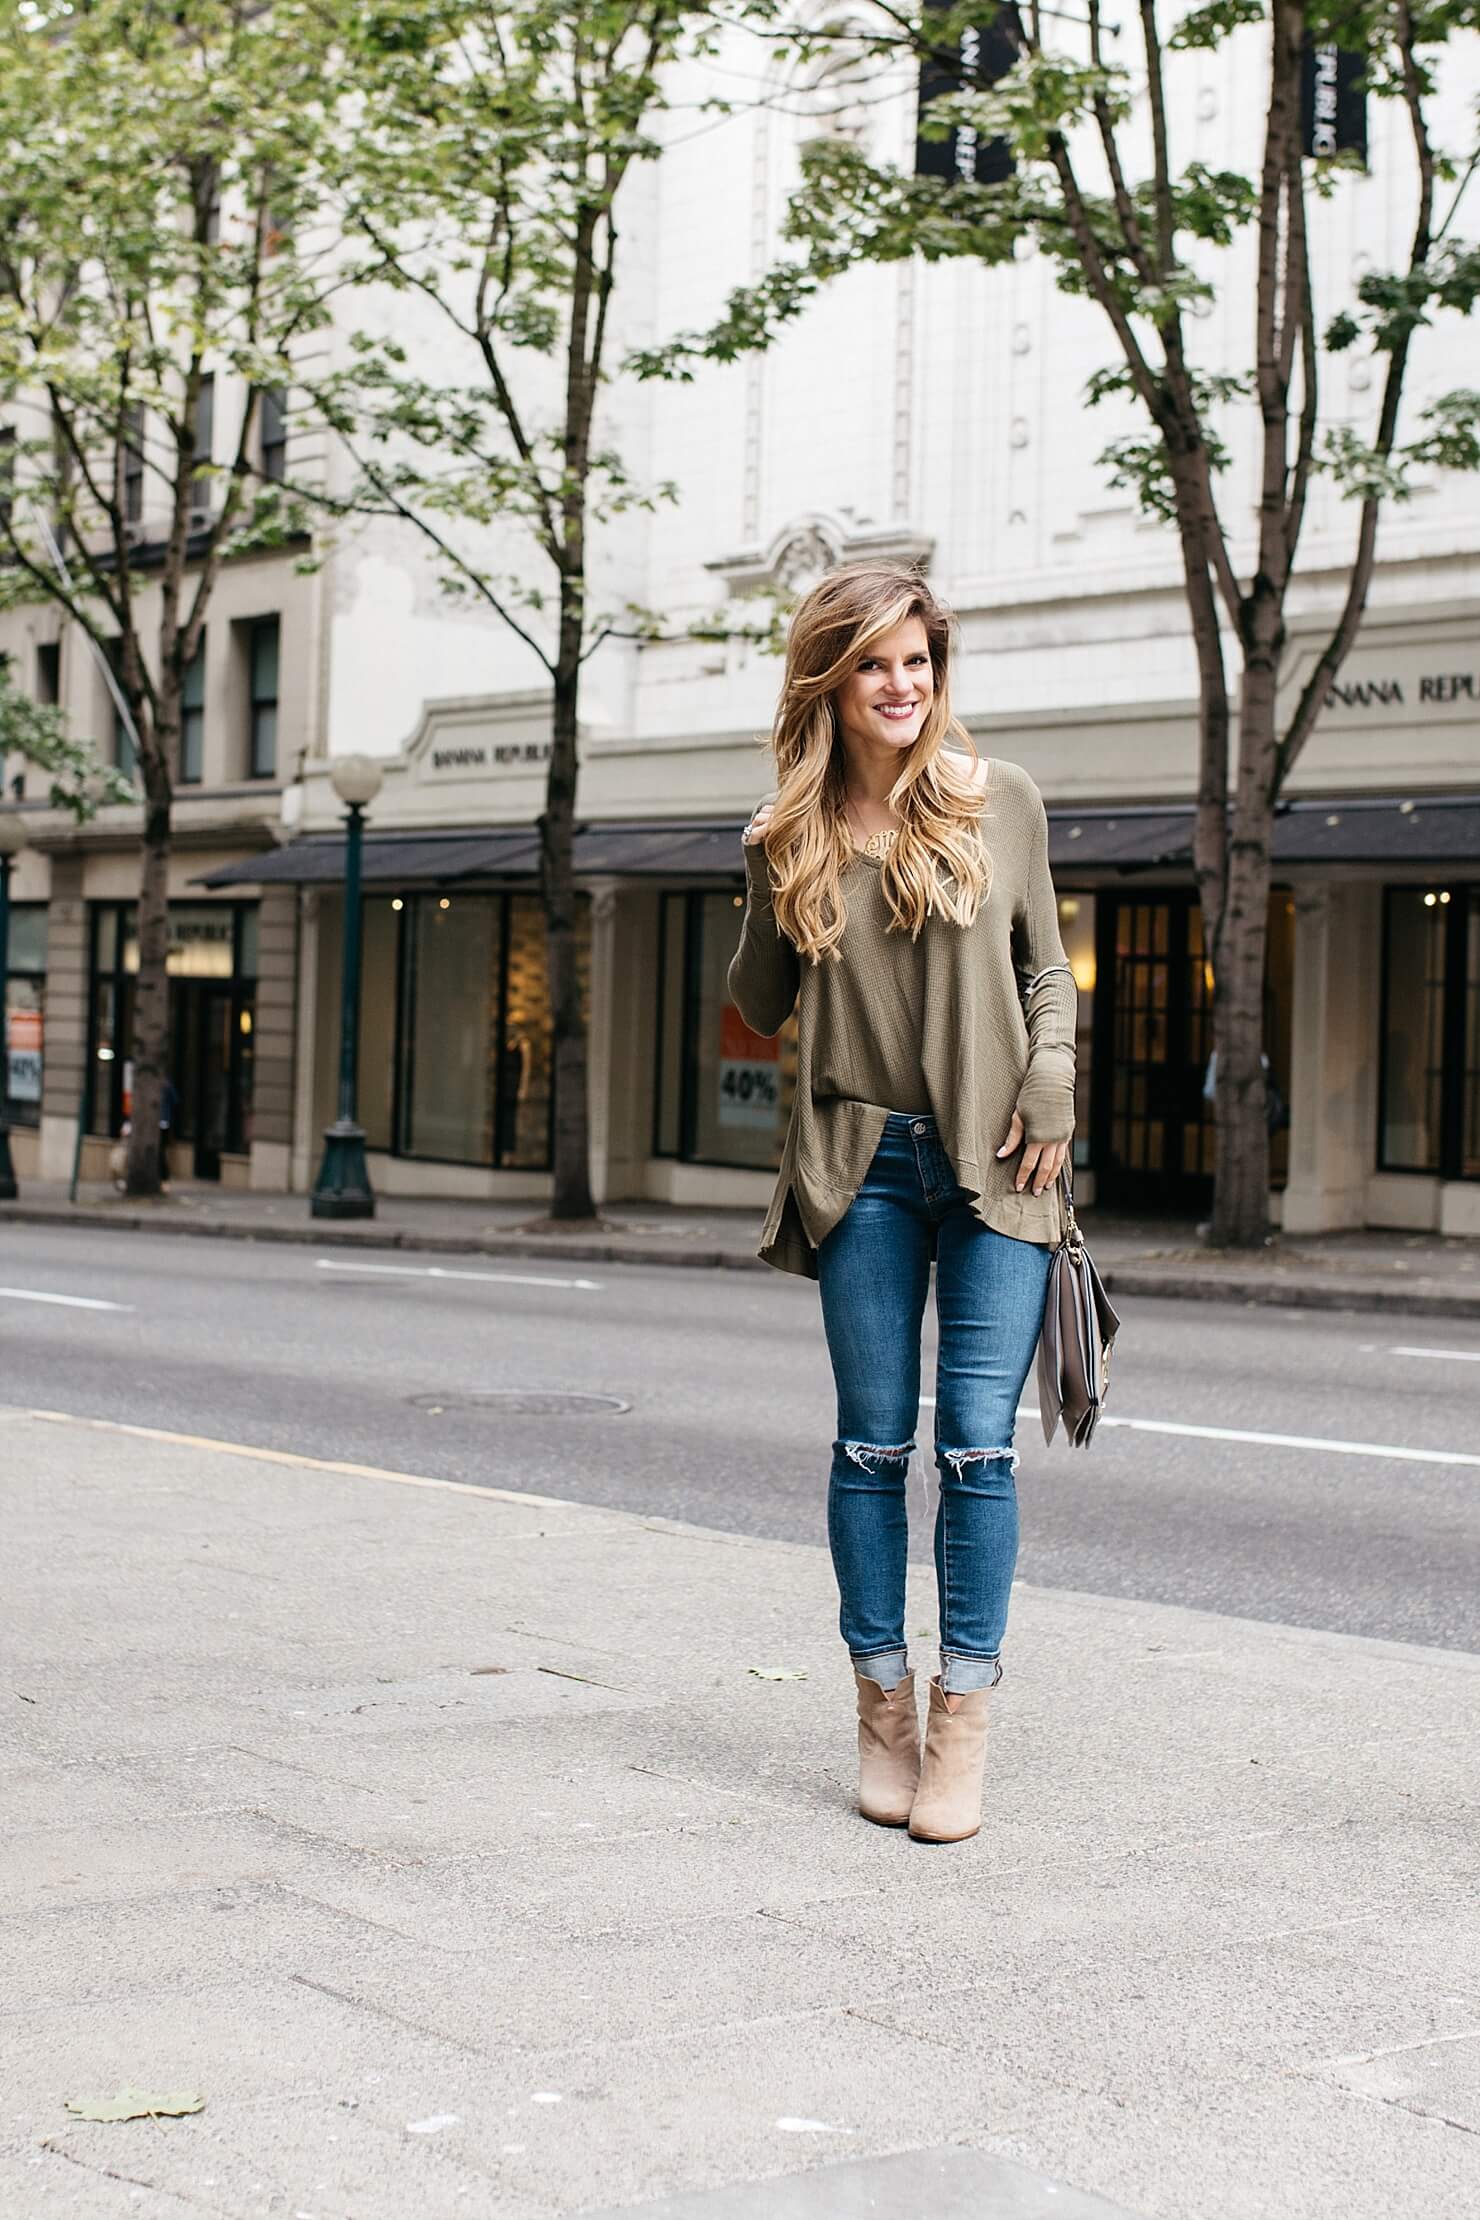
top-left (310, 753), bottom-right (384, 1219)
top-left (0, 807), bottom-right (29, 1202)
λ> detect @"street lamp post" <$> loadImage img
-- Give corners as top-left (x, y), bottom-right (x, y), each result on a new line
top-left (310, 754), bottom-right (384, 1219)
top-left (0, 808), bottom-right (29, 1203)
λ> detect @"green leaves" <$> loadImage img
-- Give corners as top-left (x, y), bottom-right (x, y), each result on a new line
top-left (0, 676), bottom-right (136, 821)
top-left (1168, 0), bottom-right (1267, 52)
top-left (1404, 388), bottom-right (1480, 474)
top-left (0, 0), bottom-right (347, 713)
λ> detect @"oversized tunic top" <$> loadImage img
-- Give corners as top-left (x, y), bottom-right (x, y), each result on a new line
top-left (726, 756), bottom-right (1077, 1278)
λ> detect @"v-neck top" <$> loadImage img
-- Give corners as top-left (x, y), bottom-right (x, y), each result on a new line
top-left (726, 756), bottom-right (1076, 1277)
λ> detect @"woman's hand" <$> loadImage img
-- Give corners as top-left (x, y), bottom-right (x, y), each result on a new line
top-left (742, 802), bottom-right (775, 846)
top-left (996, 1112), bottom-right (1070, 1198)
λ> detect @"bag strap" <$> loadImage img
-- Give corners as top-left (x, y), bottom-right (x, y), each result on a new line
top-left (1059, 1161), bottom-right (1084, 1254)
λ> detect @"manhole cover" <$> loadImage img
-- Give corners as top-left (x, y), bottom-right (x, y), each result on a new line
top-left (407, 1390), bottom-right (630, 1417)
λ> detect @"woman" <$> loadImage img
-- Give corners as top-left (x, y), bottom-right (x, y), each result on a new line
top-left (727, 564), bottom-right (1075, 1845)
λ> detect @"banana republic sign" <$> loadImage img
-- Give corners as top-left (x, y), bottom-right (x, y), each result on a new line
top-left (914, 1), bottom-right (1015, 186)
top-left (1323, 663), bottom-right (1479, 713)
top-left (427, 738), bottom-right (551, 775)
top-left (1301, 36), bottom-right (1366, 163)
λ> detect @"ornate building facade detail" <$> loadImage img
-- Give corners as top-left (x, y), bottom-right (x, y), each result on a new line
top-left (706, 516), bottom-right (935, 600)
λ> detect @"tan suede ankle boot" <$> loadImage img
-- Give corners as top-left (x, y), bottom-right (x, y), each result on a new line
top-left (908, 1675), bottom-right (989, 1843)
top-left (853, 1669), bottom-right (920, 1826)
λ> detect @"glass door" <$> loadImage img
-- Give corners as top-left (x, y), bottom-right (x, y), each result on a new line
top-left (1093, 893), bottom-right (1214, 1213)
top-left (193, 984), bottom-right (235, 1181)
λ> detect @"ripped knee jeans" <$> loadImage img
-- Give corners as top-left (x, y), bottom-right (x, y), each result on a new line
top-left (817, 1110), bottom-right (1054, 1696)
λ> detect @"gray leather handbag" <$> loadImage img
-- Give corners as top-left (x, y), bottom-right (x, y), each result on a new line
top-left (1037, 1168), bottom-right (1121, 1447)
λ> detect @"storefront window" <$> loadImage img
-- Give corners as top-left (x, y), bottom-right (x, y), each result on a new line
top-left (357, 896), bottom-right (401, 1153)
top-left (1380, 883), bottom-right (1480, 1183)
top-left (504, 895), bottom-right (578, 1170)
top-left (89, 901), bottom-right (258, 1168)
top-left (406, 895), bottom-right (503, 1161)
top-left (654, 889), bottom-right (798, 1171)
top-left (1056, 892), bottom-right (1095, 1171)
top-left (352, 890), bottom-right (588, 1170)
top-left (653, 894), bottom-right (688, 1158)
top-left (121, 902), bottom-right (240, 979)
top-left (5, 903), bottom-right (46, 1129)
top-left (1380, 889), bottom-right (1447, 1172)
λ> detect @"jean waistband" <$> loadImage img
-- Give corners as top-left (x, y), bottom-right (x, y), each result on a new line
top-left (883, 1109), bottom-right (936, 1130)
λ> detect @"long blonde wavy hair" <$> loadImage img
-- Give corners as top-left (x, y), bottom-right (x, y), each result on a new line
top-left (757, 564), bottom-right (991, 962)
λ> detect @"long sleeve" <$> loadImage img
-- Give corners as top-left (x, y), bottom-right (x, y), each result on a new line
top-left (1011, 790), bottom-right (1077, 1143)
top-left (727, 840), bottom-right (800, 1037)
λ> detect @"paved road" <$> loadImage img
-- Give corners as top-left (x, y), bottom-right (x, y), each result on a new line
top-left (3, 1221), bottom-right (1478, 1652)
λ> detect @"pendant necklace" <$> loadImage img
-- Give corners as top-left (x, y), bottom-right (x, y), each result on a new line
top-left (848, 799), bottom-right (899, 859)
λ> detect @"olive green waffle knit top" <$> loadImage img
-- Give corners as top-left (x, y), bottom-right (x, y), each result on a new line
top-left (727, 756), bottom-right (1077, 1278)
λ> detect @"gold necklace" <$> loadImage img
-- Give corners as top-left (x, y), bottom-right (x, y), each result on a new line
top-left (847, 800), bottom-right (900, 859)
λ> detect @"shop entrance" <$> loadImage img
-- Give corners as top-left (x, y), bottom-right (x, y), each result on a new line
top-left (1091, 892), bottom-right (1214, 1213)
top-left (88, 901), bottom-right (258, 1182)
top-left (1090, 888), bottom-right (1294, 1215)
top-left (171, 980), bottom-right (248, 1180)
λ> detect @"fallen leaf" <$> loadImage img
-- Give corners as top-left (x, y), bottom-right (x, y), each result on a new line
top-left (748, 1667), bottom-right (807, 1681)
top-left (64, 2090), bottom-right (205, 2123)
top-left (469, 1666), bottom-right (510, 1676)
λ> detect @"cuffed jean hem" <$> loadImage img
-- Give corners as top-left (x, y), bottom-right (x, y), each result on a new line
top-left (939, 1649), bottom-right (1004, 1695)
top-left (850, 1646), bottom-right (909, 1691)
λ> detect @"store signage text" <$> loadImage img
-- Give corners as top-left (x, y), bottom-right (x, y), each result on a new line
top-left (1328, 670), bottom-right (1478, 711)
top-left (429, 739), bottom-right (552, 774)
top-left (6, 1007), bottom-right (42, 1103)
top-left (915, 0), bottom-right (1015, 186)
top-left (718, 1004), bottom-right (779, 1131)
top-left (1300, 39), bottom-right (1366, 163)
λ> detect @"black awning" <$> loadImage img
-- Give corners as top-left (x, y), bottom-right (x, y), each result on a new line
top-left (1271, 794), bottom-right (1480, 864)
top-left (195, 793), bottom-right (1480, 891)
top-left (196, 819), bottom-right (755, 889)
top-left (196, 828), bottom-right (544, 888)
top-left (1049, 810), bottom-right (1193, 871)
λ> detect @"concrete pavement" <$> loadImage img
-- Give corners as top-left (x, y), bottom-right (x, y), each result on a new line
top-left (3, 1401), bottom-right (1478, 2218)
top-left (4, 1179), bottom-right (1479, 1317)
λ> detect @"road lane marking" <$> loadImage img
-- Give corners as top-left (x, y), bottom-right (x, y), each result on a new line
top-left (315, 1258), bottom-right (602, 1292)
top-left (11, 1406), bottom-right (580, 1508)
top-left (1390, 1345), bottom-right (1480, 1364)
top-left (1024, 1407), bottom-right (1480, 1469)
top-left (0, 1286), bottom-right (133, 1313)
top-left (919, 1395), bottom-right (1478, 1470)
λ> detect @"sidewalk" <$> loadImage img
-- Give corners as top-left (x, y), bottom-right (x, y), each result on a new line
top-left (4, 1403), bottom-right (1478, 2219)
top-left (4, 1178), bottom-right (1479, 1317)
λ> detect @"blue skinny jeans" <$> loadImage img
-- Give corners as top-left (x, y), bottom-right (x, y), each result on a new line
top-left (816, 1110), bottom-right (1052, 1695)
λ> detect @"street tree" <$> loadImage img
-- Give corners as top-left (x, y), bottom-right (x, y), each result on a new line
top-left (0, 0), bottom-right (346, 1194)
top-left (319, 0), bottom-right (776, 1225)
top-left (646, 0), bottom-right (1480, 1247)
top-left (0, 675), bottom-right (134, 819)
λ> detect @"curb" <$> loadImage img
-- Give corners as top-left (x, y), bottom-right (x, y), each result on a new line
top-left (0, 1202), bottom-right (767, 1274)
top-left (1102, 1266), bottom-right (1476, 1319)
top-left (3, 1201), bottom-right (1476, 1317)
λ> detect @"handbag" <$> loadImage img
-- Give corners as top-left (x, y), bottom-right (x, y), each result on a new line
top-left (1036, 1166), bottom-right (1121, 1447)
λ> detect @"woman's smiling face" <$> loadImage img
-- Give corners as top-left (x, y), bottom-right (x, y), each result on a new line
top-left (834, 616), bottom-right (935, 756)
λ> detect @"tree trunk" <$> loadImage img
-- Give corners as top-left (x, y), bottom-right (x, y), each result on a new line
top-left (540, 622), bottom-right (595, 1222)
top-left (1208, 651), bottom-right (1278, 1247)
top-left (124, 755), bottom-right (173, 1197)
